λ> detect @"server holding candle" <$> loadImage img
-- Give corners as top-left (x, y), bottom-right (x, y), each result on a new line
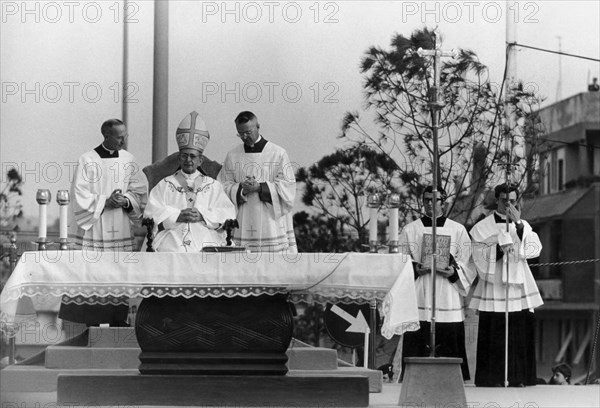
top-left (397, 186), bottom-right (476, 380)
top-left (59, 119), bottom-right (147, 326)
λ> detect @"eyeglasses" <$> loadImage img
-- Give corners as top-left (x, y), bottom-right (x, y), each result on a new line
top-left (236, 127), bottom-right (256, 138)
top-left (180, 153), bottom-right (200, 161)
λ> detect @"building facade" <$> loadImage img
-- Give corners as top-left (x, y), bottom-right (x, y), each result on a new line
top-left (522, 91), bottom-right (600, 383)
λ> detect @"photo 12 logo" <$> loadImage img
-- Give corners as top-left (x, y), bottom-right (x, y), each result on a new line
top-left (2, 82), bottom-right (140, 104)
top-left (200, 1), bottom-right (340, 24)
top-left (1, 1), bottom-right (141, 24)
top-left (201, 81), bottom-right (339, 103)
top-left (400, 1), bottom-right (540, 24)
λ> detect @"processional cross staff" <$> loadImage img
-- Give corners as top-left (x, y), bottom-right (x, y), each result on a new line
top-left (415, 29), bottom-right (458, 357)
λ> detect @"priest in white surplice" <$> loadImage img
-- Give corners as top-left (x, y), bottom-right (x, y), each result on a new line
top-left (145, 111), bottom-right (236, 252)
top-left (69, 118), bottom-right (147, 250)
top-left (398, 186), bottom-right (476, 380)
top-left (218, 111), bottom-right (297, 253)
top-left (469, 183), bottom-right (543, 387)
top-left (61, 118), bottom-right (147, 326)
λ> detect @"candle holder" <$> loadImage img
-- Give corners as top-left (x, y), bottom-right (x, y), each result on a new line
top-left (386, 193), bottom-right (401, 254)
top-left (367, 193), bottom-right (381, 253)
top-left (56, 190), bottom-right (70, 250)
top-left (36, 189), bottom-right (51, 251)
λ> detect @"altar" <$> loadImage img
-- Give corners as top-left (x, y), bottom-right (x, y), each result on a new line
top-left (1, 250), bottom-right (419, 406)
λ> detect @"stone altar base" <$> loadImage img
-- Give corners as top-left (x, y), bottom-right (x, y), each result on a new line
top-left (57, 373), bottom-right (370, 407)
top-left (399, 357), bottom-right (466, 408)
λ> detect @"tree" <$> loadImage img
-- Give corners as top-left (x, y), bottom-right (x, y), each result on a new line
top-left (340, 28), bottom-right (545, 225)
top-left (0, 168), bottom-right (23, 231)
top-left (296, 145), bottom-right (407, 250)
top-left (293, 211), bottom-right (357, 252)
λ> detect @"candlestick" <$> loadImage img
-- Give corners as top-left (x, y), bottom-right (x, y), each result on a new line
top-left (369, 207), bottom-right (378, 243)
top-left (36, 189), bottom-right (51, 250)
top-left (56, 190), bottom-right (70, 250)
top-left (386, 193), bottom-right (401, 253)
top-left (367, 193), bottom-right (381, 253)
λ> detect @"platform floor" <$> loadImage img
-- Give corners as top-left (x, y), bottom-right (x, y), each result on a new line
top-left (2, 383), bottom-right (599, 408)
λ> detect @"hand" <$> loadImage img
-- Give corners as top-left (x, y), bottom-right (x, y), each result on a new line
top-left (106, 189), bottom-right (127, 209)
top-left (177, 208), bottom-right (204, 223)
top-left (505, 202), bottom-right (521, 224)
top-left (415, 264), bottom-right (430, 276)
top-left (436, 267), bottom-right (454, 278)
top-left (500, 243), bottom-right (514, 254)
top-left (241, 177), bottom-right (260, 195)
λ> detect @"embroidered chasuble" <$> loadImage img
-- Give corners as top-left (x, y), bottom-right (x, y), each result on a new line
top-left (399, 217), bottom-right (476, 322)
top-left (145, 171), bottom-right (236, 252)
top-left (218, 140), bottom-right (297, 253)
top-left (69, 145), bottom-right (148, 250)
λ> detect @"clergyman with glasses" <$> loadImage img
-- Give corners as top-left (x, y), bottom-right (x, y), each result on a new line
top-left (218, 111), bottom-right (297, 253)
top-left (144, 111), bottom-right (236, 252)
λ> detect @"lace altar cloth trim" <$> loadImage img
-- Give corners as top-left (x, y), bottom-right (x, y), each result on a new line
top-left (0, 251), bottom-right (419, 337)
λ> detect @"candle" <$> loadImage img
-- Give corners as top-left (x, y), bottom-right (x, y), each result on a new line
top-left (56, 190), bottom-right (70, 240)
top-left (389, 207), bottom-right (399, 243)
top-left (36, 189), bottom-right (51, 240)
top-left (38, 205), bottom-right (47, 239)
top-left (369, 207), bottom-right (378, 242)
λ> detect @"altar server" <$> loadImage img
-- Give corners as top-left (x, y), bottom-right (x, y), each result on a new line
top-left (399, 186), bottom-right (476, 380)
top-left (469, 183), bottom-right (543, 387)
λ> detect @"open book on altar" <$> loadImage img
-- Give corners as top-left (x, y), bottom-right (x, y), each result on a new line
top-left (421, 233), bottom-right (451, 270)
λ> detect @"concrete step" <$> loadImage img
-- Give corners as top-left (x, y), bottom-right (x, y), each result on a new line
top-left (87, 327), bottom-right (138, 348)
top-left (289, 367), bottom-right (383, 393)
top-left (286, 346), bottom-right (338, 370)
top-left (45, 346), bottom-right (140, 369)
top-left (44, 343), bottom-right (341, 371)
top-left (2, 363), bottom-right (382, 394)
top-left (0, 365), bottom-right (139, 392)
top-left (56, 373), bottom-right (370, 407)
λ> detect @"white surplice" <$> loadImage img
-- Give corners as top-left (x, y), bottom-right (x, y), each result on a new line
top-left (145, 170), bottom-right (236, 252)
top-left (469, 213), bottom-right (543, 312)
top-left (69, 147), bottom-right (147, 251)
top-left (399, 217), bottom-right (476, 322)
top-left (218, 141), bottom-right (297, 253)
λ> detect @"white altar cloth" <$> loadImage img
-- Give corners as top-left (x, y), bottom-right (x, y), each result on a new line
top-left (0, 251), bottom-right (419, 337)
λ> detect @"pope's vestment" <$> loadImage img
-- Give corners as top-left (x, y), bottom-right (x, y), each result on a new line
top-left (398, 216), bottom-right (476, 380)
top-left (69, 145), bottom-right (147, 250)
top-left (469, 212), bottom-right (542, 387)
top-left (145, 170), bottom-right (236, 252)
top-left (218, 138), bottom-right (297, 253)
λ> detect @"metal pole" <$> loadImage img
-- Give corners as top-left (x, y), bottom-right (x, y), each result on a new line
top-left (429, 42), bottom-right (440, 357)
top-left (504, 4), bottom-right (518, 386)
top-left (122, 0), bottom-right (129, 149)
top-left (152, 0), bottom-right (169, 162)
top-left (370, 299), bottom-right (377, 369)
top-left (416, 30), bottom-right (457, 358)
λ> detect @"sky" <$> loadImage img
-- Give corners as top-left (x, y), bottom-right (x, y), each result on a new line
top-left (1, 0), bottom-right (599, 225)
